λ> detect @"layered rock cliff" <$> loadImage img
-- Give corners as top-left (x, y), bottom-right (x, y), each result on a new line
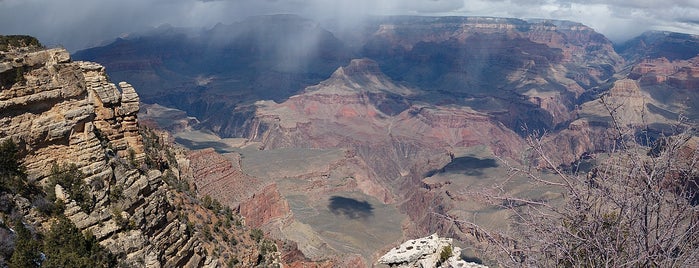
top-left (187, 148), bottom-right (292, 229)
top-left (248, 59), bottom-right (524, 193)
top-left (542, 53), bottom-right (699, 166)
top-left (74, 15), bottom-right (626, 139)
top-left (361, 16), bottom-right (623, 132)
top-left (0, 46), bottom-right (278, 267)
top-left (617, 31), bottom-right (699, 63)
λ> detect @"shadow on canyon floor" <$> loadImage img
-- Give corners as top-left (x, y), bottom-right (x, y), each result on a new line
top-left (328, 196), bottom-right (375, 220)
top-left (425, 156), bottom-right (499, 178)
top-left (174, 137), bottom-right (236, 153)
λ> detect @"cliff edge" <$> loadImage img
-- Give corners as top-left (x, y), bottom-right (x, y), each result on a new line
top-left (0, 44), bottom-right (278, 267)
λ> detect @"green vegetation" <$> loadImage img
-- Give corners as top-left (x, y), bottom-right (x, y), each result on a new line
top-left (140, 126), bottom-right (173, 169)
top-left (128, 148), bottom-right (137, 167)
top-left (0, 35), bottom-right (41, 51)
top-left (14, 66), bottom-right (25, 84)
top-left (438, 245), bottom-right (453, 264)
top-left (250, 228), bottom-right (264, 243)
top-left (109, 184), bottom-right (123, 202)
top-left (0, 111), bottom-right (267, 267)
top-left (226, 257), bottom-right (239, 267)
top-left (111, 207), bottom-right (135, 230)
top-left (202, 225), bottom-right (213, 241)
top-left (0, 140), bottom-right (113, 267)
top-left (140, 127), bottom-right (192, 193)
top-left (258, 239), bottom-right (277, 258)
top-left (42, 216), bottom-right (116, 267)
top-left (201, 194), bottom-right (223, 213)
top-left (0, 140), bottom-right (29, 197)
top-left (45, 163), bottom-right (93, 213)
top-left (8, 221), bottom-right (41, 268)
top-left (202, 195), bottom-right (213, 210)
top-left (7, 216), bottom-right (115, 268)
top-left (162, 169), bottom-right (190, 193)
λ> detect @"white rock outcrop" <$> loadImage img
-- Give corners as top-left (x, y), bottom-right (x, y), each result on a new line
top-left (378, 233), bottom-right (488, 268)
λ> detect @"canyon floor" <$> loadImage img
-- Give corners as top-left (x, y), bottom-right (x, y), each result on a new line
top-left (162, 122), bottom-right (407, 261)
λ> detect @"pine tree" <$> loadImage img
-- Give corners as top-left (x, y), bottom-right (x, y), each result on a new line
top-left (0, 139), bottom-right (27, 195)
top-left (8, 221), bottom-right (40, 268)
top-left (41, 216), bottom-right (115, 268)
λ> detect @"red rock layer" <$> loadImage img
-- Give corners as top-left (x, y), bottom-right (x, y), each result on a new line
top-left (187, 148), bottom-right (261, 207)
top-left (238, 183), bottom-right (291, 228)
top-left (629, 56), bottom-right (699, 89)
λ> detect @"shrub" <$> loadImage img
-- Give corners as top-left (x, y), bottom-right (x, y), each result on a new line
top-left (202, 225), bottom-right (213, 241)
top-left (0, 35), bottom-right (42, 51)
top-left (111, 207), bottom-right (133, 230)
top-left (439, 245), bottom-right (453, 264)
top-left (128, 148), bottom-right (137, 167)
top-left (227, 257), bottom-right (239, 267)
top-left (0, 140), bottom-right (28, 196)
top-left (8, 221), bottom-right (40, 268)
top-left (202, 195), bottom-right (213, 210)
top-left (45, 164), bottom-right (92, 213)
top-left (42, 216), bottom-right (116, 267)
top-left (109, 184), bottom-right (123, 202)
top-left (250, 228), bottom-right (264, 243)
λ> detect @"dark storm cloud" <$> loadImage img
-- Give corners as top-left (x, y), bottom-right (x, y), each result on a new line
top-left (0, 0), bottom-right (697, 51)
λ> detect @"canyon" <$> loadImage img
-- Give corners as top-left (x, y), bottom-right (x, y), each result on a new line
top-left (2, 14), bottom-right (698, 267)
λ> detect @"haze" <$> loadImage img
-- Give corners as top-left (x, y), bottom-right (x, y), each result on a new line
top-left (1, 0), bottom-right (699, 52)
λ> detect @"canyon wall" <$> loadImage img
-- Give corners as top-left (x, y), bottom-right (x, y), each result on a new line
top-left (0, 47), bottom-right (277, 267)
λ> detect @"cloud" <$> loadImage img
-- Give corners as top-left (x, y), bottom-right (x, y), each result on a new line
top-left (0, 0), bottom-right (698, 51)
top-left (453, 0), bottom-right (699, 42)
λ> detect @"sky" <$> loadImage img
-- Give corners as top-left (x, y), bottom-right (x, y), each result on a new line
top-left (1, 0), bottom-right (698, 52)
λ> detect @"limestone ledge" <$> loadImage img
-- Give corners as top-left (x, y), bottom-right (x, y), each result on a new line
top-left (378, 233), bottom-right (488, 268)
top-left (0, 48), bottom-right (219, 267)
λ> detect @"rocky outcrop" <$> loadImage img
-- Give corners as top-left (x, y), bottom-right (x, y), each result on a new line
top-left (80, 62), bottom-right (145, 162)
top-left (239, 183), bottom-right (291, 228)
top-left (187, 148), bottom-right (261, 207)
top-left (0, 47), bottom-right (277, 267)
top-left (378, 234), bottom-right (487, 268)
top-left (187, 148), bottom-right (293, 228)
top-left (629, 56), bottom-right (699, 90)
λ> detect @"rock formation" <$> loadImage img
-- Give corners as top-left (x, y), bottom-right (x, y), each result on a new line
top-left (248, 59), bottom-right (524, 193)
top-left (378, 234), bottom-right (487, 268)
top-left (618, 31), bottom-right (699, 62)
top-left (0, 46), bottom-right (278, 267)
top-left (629, 56), bottom-right (699, 90)
top-left (541, 54), bottom-right (699, 167)
top-left (361, 16), bottom-right (623, 131)
top-left (187, 148), bottom-right (262, 208)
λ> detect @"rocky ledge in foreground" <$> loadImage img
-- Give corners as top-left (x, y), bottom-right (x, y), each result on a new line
top-left (378, 234), bottom-right (487, 268)
top-left (0, 43), bottom-right (279, 267)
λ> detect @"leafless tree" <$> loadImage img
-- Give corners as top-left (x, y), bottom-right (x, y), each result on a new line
top-left (454, 99), bottom-right (699, 267)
